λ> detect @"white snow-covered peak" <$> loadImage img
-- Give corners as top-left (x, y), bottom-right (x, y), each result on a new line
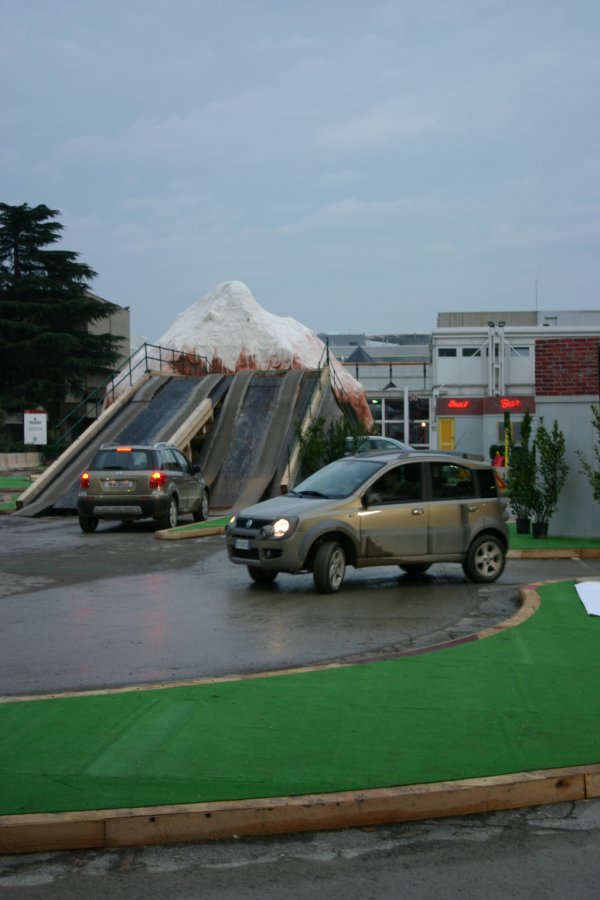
top-left (158, 280), bottom-right (323, 373)
top-left (114, 281), bottom-right (372, 426)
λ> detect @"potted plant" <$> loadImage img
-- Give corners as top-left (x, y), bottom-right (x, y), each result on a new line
top-left (529, 417), bottom-right (569, 538)
top-left (506, 410), bottom-right (536, 533)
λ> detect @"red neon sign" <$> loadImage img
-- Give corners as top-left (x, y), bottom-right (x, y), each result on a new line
top-left (500, 398), bottom-right (521, 409)
top-left (448, 399), bottom-right (470, 409)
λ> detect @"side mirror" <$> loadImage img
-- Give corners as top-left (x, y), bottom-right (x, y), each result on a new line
top-left (192, 464), bottom-right (202, 475)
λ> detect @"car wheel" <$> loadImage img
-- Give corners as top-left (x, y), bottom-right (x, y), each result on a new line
top-left (158, 496), bottom-right (178, 530)
top-left (78, 515), bottom-right (98, 533)
top-left (247, 565), bottom-right (278, 584)
top-left (399, 563), bottom-right (431, 576)
top-left (193, 488), bottom-right (209, 522)
top-left (462, 534), bottom-right (506, 583)
top-left (313, 541), bottom-right (346, 594)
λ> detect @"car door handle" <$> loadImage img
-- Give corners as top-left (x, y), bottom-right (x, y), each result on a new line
top-left (411, 508), bottom-right (425, 516)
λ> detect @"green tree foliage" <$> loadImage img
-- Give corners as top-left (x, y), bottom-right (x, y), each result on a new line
top-left (0, 202), bottom-right (123, 413)
top-left (295, 416), bottom-right (366, 478)
top-left (531, 417), bottom-right (569, 524)
top-left (507, 409), bottom-right (536, 520)
top-left (576, 404), bottom-right (600, 502)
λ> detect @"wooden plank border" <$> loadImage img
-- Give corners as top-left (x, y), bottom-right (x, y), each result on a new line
top-left (2, 765), bottom-right (600, 855)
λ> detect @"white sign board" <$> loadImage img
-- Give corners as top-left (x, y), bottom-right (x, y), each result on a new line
top-left (24, 409), bottom-right (48, 445)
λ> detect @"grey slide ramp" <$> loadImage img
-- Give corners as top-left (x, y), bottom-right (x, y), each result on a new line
top-left (206, 370), bottom-right (306, 510)
top-left (16, 375), bottom-right (227, 516)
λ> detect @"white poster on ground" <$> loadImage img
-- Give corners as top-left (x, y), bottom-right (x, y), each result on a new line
top-left (575, 582), bottom-right (600, 617)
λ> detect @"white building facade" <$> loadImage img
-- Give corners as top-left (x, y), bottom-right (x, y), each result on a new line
top-left (326, 310), bottom-right (600, 538)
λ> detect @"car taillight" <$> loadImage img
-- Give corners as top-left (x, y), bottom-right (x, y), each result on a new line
top-left (149, 471), bottom-right (168, 489)
top-left (80, 472), bottom-right (90, 489)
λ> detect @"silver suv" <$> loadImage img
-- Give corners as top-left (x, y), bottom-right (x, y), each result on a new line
top-left (226, 450), bottom-right (509, 593)
top-left (77, 442), bottom-right (209, 532)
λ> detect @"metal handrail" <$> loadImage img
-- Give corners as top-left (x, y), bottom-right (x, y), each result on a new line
top-left (51, 342), bottom-right (210, 448)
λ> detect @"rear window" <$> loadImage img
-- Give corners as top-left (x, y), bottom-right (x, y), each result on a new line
top-left (477, 468), bottom-right (500, 498)
top-left (91, 448), bottom-right (152, 470)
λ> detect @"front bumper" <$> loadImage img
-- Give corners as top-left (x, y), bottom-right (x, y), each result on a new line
top-left (226, 527), bottom-right (305, 573)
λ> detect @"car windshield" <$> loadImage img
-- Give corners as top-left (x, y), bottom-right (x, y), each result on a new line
top-left (292, 458), bottom-right (386, 499)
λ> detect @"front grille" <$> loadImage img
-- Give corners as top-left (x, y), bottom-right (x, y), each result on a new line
top-left (236, 516), bottom-right (273, 530)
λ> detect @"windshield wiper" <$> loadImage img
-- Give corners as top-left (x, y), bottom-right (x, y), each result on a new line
top-left (295, 490), bottom-right (329, 498)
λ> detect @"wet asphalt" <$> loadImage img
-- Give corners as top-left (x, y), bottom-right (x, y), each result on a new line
top-left (2, 513), bottom-right (600, 697)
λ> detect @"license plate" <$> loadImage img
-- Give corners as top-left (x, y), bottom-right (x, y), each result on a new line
top-left (234, 538), bottom-right (251, 551)
top-left (105, 479), bottom-right (134, 490)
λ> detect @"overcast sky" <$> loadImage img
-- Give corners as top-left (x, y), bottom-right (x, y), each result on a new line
top-left (2, 0), bottom-right (598, 343)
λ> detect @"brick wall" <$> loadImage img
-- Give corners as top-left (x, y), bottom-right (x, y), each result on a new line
top-left (535, 337), bottom-right (600, 396)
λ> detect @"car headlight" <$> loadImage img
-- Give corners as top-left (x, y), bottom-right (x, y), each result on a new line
top-left (273, 518), bottom-right (291, 538)
top-left (226, 513), bottom-right (238, 533)
top-left (260, 517), bottom-right (297, 539)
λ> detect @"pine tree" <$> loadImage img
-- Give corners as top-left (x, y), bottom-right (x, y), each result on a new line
top-left (0, 202), bottom-right (123, 416)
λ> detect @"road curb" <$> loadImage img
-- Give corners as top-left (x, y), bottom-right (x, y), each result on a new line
top-left (508, 548), bottom-right (600, 559)
top-left (2, 765), bottom-right (600, 854)
top-left (155, 525), bottom-right (226, 540)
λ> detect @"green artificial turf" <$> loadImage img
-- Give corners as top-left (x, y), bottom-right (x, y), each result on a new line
top-left (167, 516), bottom-right (231, 533)
top-left (0, 475), bottom-right (33, 512)
top-left (0, 581), bottom-right (599, 817)
top-left (0, 476), bottom-right (32, 492)
top-left (507, 522), bottom-right (600, 550)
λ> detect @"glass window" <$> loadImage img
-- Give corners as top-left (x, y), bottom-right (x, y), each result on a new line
top-left (438, 348), bottom-right (457, 357)
top-left (385, 425), bottom-right (406, 441)
top-left (462, 347), bottom-right (481, 357)
top-left (409, 421), bottom-right (429, 445)
top-left (367, 463), bottom-right (422, 505)
top-left (509, 346), bottom-right (530, 357)
top-left (384, 398), bottom-right (404, 420)
top-left (498, 420), bottom-right (523, 443)
top-left (368, 398), bottom-right (382, 421)
top-left (430, 462), bottom-right (475, 500)
top-left (478, 469), bottom-right (499, 498)
top-left (162, 448), bottom-right (181, 471)
top-left (92, 448), bottom-right (150, 470)
top-left (294, 458), bottom-right (385, 499)
top-left (173, 448), bottom-right (192, 474)
top-left (409, 397), bottom-right (429, 447)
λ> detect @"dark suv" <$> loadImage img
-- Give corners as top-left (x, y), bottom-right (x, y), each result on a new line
top-left (77, 442), bottom-right (209, 532)
top-left (226, 450), bottom-right (509, 593)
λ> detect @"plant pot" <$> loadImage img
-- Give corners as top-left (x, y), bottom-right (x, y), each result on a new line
top-left (515, 517), bottom-right (531, 534)
top-left (531, 521), bottom-right (548, 539)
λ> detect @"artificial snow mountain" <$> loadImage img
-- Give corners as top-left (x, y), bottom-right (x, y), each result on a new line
top-left (121, 281), bottom-right (372, 426)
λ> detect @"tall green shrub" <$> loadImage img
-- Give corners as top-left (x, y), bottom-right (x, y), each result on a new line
top-left (507, 410), bottom-right (536, 519)
top-left (530, 417), bottom-right (569, 524)
top-left (295, 416), bottom-right (366, 478)
top-left (576, 404), bottom-right (600, 502)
